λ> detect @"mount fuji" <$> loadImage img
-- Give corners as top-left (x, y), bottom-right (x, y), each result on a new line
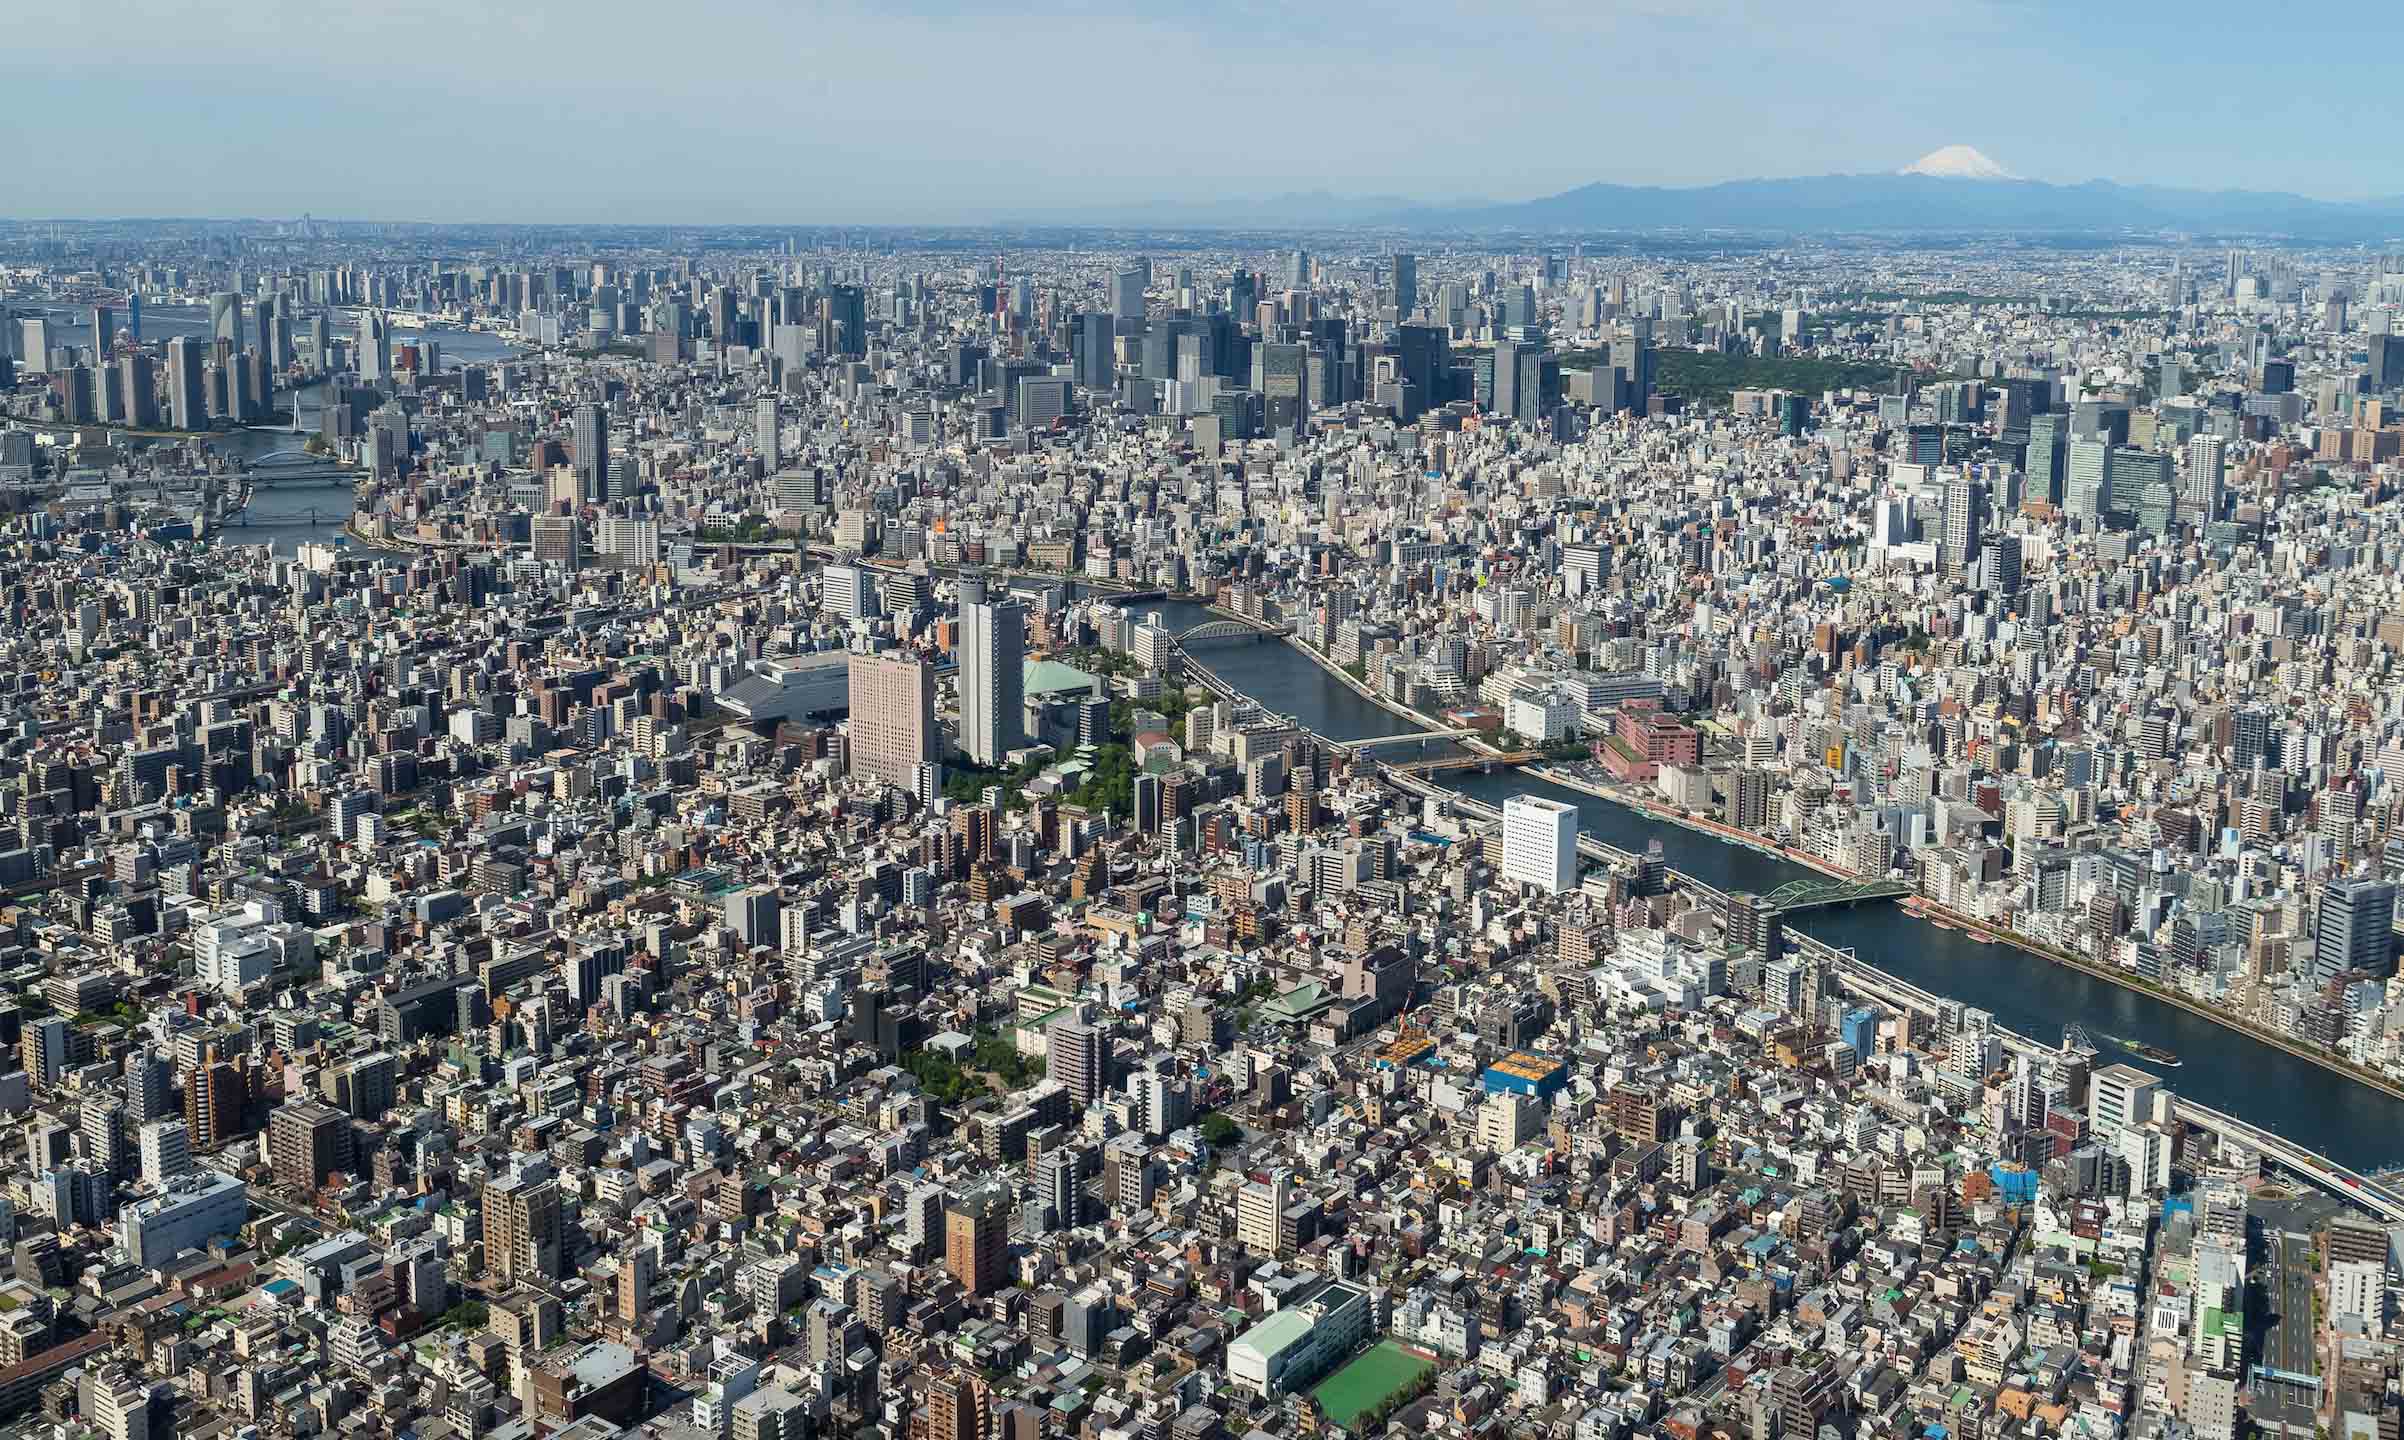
top-left (1898, 145), bottom-right (2021, 181)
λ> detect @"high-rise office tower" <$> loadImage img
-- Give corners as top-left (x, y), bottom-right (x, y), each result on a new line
top-left (531, 514), bottom-right (582, 569)
top-left (1941, 475), bottom-right (1986, 575)
top-left (307, 314), bottom-right (330, 375)
top-left (846, 652), bottom-right (936, 790)
top-left (821, 285), bottom-right (867, 358)
top-left (1260, 343), bottom-right (1308, 432)
top-left (2314, 878), bottom-right (2397, 983)
top-left (1391, 252), bottom-right (1418, 314)
top-left (2186, 434), bottom-right (2227, 519)
top-left (572, 402), bottom-right (609, 503)
top-left (209, 291), bottom-right (244, 352)
top-left (1493, 339), bottom-right (1544, 425)
top-left (1501, 795), bottom-right (1579, 894)
top-left (755, 396), bottom-right (778, 468)
top-left (1978, 533), bottom-right (2024, 597)
top-left (2065, 440), bottom-right (2108, 522)
top-left (1611, 330), bottom-right (1655, 411)
top-left (2025, 412), bottom-right (2066, 505)
top-left (958, 597), bottom-right (1025, 767)
top-left (1112, 262), bottom-right (1147, 333)
top-left (120, 353), bottom-right (157, 427)
top-left (1076, 312), bottom-right (1114, 389)
top-left (356, 309), bottom-right (390, 382)
top-left (165, 336), bottom-right (205, 430)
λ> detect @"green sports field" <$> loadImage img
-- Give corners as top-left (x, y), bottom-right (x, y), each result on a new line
top-left (1311, 1339), bottom-right (1436, 1427)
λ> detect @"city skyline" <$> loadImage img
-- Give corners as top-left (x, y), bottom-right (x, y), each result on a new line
top-left (12, 0), bottom-right (2404, 224)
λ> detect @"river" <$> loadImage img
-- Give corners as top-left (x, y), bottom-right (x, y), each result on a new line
top-left (1136, 600), bottom-right (2404, 1169)
top-left (31, 301), bottom-right (519, 363)
top-left (47, 306), bottom-right (520, 554)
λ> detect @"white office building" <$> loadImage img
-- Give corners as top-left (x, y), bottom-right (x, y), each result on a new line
top-left (193, 899), bottom-right (314, 996)
top-left (120, 1171), bottom-right (247, 1265)
top-left (1502, 795), bottom-right (1579, 894)
top-left (138, 1120), bottom-right (192, 1186)
top-left (958, 598), bottom-right (1026, 766)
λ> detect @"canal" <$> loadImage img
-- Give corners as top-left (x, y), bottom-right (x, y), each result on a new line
top-left (1135, 602), bottom-right (2404, 1169)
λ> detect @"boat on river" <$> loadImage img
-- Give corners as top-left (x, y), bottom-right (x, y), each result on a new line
top-left (2104, 1034), bottom-right (2182, 1068)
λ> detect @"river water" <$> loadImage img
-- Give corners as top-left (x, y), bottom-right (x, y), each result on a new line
top-left (39, 304), bottom-right (519, 554)
top-left (1137, 599), bottom-right (2404, 1168)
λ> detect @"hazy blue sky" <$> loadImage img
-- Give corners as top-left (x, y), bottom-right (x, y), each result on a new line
top-left (12, 0), bottom-right (2404, 223)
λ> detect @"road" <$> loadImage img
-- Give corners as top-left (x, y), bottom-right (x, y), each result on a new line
top-left (2265, 1232), bottom-right (2317, 1377)
top-left (2250, 1231), bottom-right (2321, 1437)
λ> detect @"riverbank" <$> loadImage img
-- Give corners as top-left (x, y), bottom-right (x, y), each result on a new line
top-left (1905, 894), bottom-right (2404, 1105)
top-left (1264, 627), bottom-right (1453, 734)
top-left (1472, 763), bottom-right (2404, 1106)
top-left (1523, 765), bottom-right (1862, 880)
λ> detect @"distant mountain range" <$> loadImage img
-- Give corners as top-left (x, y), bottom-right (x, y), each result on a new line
top-left (1392, 172), bottom-right (2404, 236)
top-left (1042, 166), bottom-right (2404, 237)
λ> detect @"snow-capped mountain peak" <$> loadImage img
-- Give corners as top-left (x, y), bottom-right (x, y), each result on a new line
top-left (1899, 145), bottom-right (2020, 181)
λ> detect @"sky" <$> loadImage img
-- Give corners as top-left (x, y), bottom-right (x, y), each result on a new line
top-left (10, 0), bottom-right (2404, 224)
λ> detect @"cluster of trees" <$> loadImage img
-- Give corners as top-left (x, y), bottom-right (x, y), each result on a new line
top-left (1064, 743), bottom-right (1135, 816)
top-left (901, 1047), bottom-right (989, 1105)
top-left (943, 754), bottom-right (1047, 812)
top-left (696, 516), bottom-right (783, 544)
top-left (1647, 349), bottom-right (1904, 407)
top-left (969, 1029), bottom-right (1044, 1088)
top-left (901, 1029), bottom-right (1049, 1104)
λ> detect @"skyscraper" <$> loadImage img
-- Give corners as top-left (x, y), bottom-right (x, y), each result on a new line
top-left (1492, 339), bottom-right (1544, 425)
top-left (1112, 262), bottom-right (1147, 334)
top-left (846, 652), bottom-right (936, 790)
top-left (755, 396), bottom-right (778, 468)
top-left (2025, 412), bottom-right (2066, 505)
top-left (1940, 475), bottom-right (1986, 576)
top-left (1076, 311), bottom-right (1114, 390)
top-left (209, 291), bottom-right (245, 352)
top-left (821, 285), bottom-right (867, 358)
top-left (572, 402), bottom-right (609, 504)
top-left (1391, 252), bottom-right (1418, 315)
top-left (2186, 434), bottom-right (2227, 520)
top-left (2065, 439), bottom-right (2108, 521)
top-left (958, 597), bottom-right (1025, 768)
top-left (120, 352), bottom-right (157, 428)
top-left (165, 336), bottom-right (205, 430)
top-left (356, 309), bottom-right (390, 383)
top-left (1501, 795), bottom-right (1579, 894)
